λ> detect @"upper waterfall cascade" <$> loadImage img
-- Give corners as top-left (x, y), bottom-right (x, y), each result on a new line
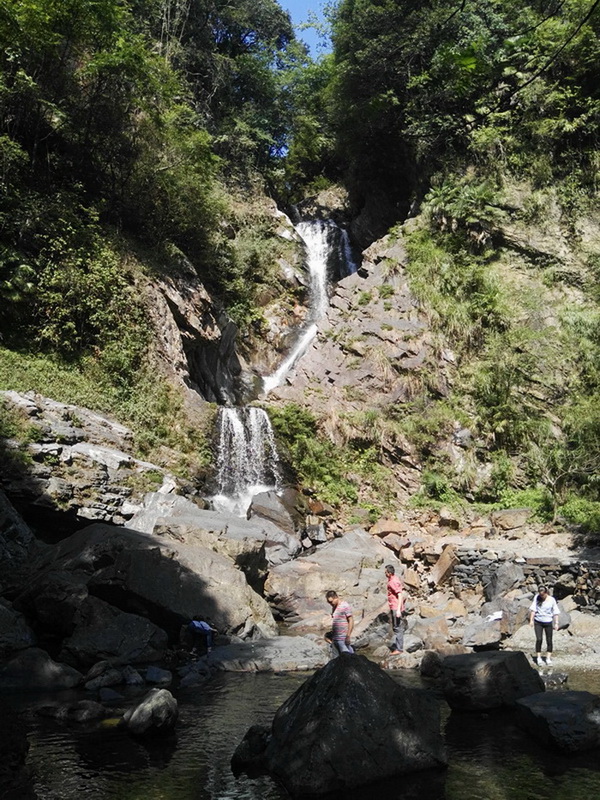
top-left (212, 406), bottom-right (282, 516)
top-left (262, 219), bottom-right (356, 395)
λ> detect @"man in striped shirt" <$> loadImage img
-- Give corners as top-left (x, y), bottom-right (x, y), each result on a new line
top-left (325, 590), bottom-right (354, 656)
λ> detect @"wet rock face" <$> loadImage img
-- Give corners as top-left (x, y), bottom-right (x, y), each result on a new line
top-left (263, 654), bottom-right (447, 796)
top-left (147, 257), bottom-right (247, 405)
top-left (441, 651), bottom-right (545, 711)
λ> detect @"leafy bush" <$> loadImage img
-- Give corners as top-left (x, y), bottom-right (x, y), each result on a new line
top-left (268, 403), bottom-right (358, 504)
top-left (559, 495), bottom-right (600, 535)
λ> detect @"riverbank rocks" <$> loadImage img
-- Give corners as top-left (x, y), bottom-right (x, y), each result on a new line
top-left (33, 522), bottom-right (277, 640)
top-left (441, 651), bottom-right (544, 711)
top-left (121, 688), bottom-right (178, 737)
top-left (484, 562), bottom-right (525, 601)
top-left (516, 691), bottom-right (600, 752)
top-left (0, 391), bottom-right (182, 531)
top-left (37, 699), bottom-right (108, 723)
top-left (0, 601), bottom-right (35, 656)
top-left (0, 490), bottom-right (39, 592)
top-left (0, 647), bottom-right (83, 690)
top-left (261, 654), bottom-right (446, 796)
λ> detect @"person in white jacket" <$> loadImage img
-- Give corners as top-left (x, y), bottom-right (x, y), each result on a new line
top-left (529, 585), bottom-right (560, 666)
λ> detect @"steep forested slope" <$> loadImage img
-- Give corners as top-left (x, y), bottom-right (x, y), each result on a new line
top-left (0, 0), bottom-right (598, 530)
top-left (0, 0), bottom-right (306, 464)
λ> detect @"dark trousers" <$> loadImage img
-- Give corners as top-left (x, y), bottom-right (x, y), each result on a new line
top-left (390, 610), bottom-right (406, 652)
top-left (534, 621), bottom-right (553, 653)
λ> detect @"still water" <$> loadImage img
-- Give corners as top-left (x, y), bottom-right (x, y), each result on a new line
top-left (9, 669), bottom-right (600, 800)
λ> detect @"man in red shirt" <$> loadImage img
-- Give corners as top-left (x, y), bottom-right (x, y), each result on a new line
top-left (385, 564), bottom-right (405, 654)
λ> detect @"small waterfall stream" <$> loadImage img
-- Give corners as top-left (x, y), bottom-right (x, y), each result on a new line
top-left (212, 217), bottom-right (356, 515)
top-left (212, 407), bottom-right (282, 516)
top-left (262, 219), bottom-right (353, 394)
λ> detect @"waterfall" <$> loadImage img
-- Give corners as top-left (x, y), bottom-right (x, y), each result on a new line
top-left (262, 219), bottom-right (354, 394)
top-left (212, 407), bottom-right (281, 516)
top-left (210, 217), bottom-right (356, 515)
top-left (296, 219), bottom-right (333, 319)
top-left (341, 227), bottom-right (357, 276)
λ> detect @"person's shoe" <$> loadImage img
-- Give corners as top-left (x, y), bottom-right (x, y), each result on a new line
top-left (532, 656), bottom-right (539, 665)
top-left (545, 656), bottom-right (553, 666)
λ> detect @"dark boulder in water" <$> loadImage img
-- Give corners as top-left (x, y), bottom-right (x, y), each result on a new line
top-left (231, 724), bottom-right (271, 775)
top-left (441, 651), bottom-right (544, 711)
top-left (516, 690), bottom-right (600, 752)
top-left (238, 653), bottom-right (447, 796)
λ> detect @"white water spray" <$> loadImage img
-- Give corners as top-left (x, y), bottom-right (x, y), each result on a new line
top-left (212, 407), bottom-right (282, 516)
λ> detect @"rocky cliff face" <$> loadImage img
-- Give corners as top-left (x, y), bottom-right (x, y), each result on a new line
top-left (140, 202), bottom-right (308, 406)
top-left (264, 179), bottom-right (599, 508)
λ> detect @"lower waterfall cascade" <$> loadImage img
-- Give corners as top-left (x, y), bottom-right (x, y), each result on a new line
top-left (212, 406), bottom-right (282, 516)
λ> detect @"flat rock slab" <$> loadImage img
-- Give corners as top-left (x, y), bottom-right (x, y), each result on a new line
top-left (442, 651), bottom-right (544, 710)
top-left (263, 653), bottom-right (447, 796)
top-left (516, 691), bottom-right (600, 752)
top-left (206, 636), bottom-right (328, 672)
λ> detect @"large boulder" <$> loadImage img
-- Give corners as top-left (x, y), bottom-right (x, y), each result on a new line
top-left (441, 651), bottom-right (544, 711)
top-left (153, 523), bottom-right (269, 594)
top-left (484, 562), bottom-right (525, 601)
top-left (15, 570), bottom-right (88, 637)
top-left (121, 688), bottom-right (178, 737)
top-left (265, 529), bottom-right (399, 629)
top-left (410, 616), bottom-right (450, 650)
top-left (490, 508), bottom-right (531, 532)
top-left (58, 596), bottom-right (168, 669)
top-left (34, 523), bottom-right (277, 640)
top-left (461, 617), bottom-right (502, 649)
top-left (249, 491), bottom-right (296, 536)
top-left (516, 691), bottom-right (600, 752)
top-left (261, 654), bottom-right (447, 796)
top-left (0, 647), bottom-right (82, 690)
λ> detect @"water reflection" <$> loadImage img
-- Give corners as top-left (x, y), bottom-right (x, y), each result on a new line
top-left (7, 670), bottom-right (600, 800)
